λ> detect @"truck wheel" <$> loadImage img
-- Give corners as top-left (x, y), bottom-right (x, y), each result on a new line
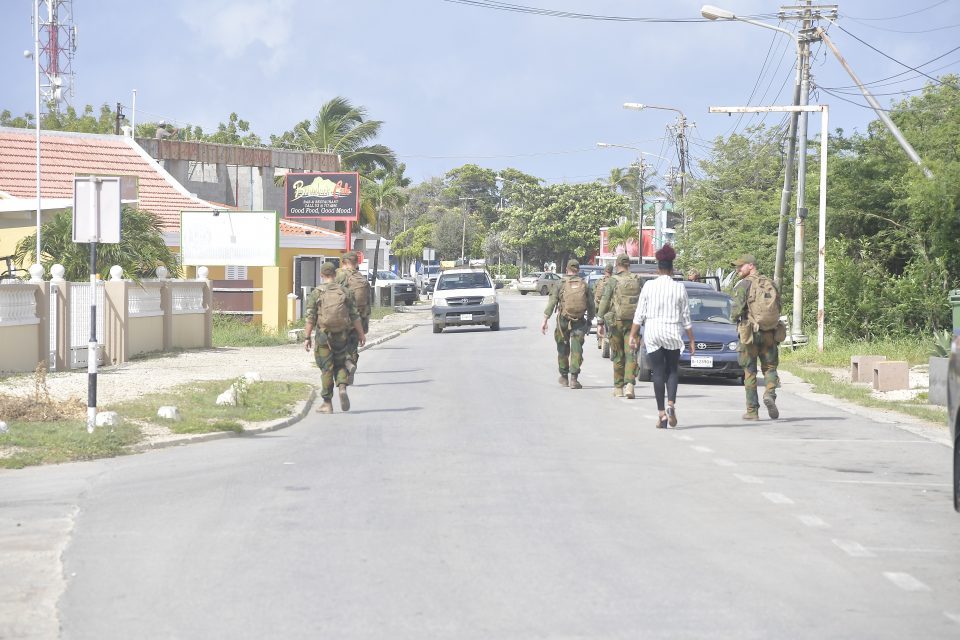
top-left (490, 322), bottom-right (500, 331)
top-left (637, 352), bottom-right (652, 381)
top-left (540, 285), bottom-right (549, 295)
top-left (433, 323), bottom-right (442, 334)
top-left (520, 291), bottom-right (528, 295)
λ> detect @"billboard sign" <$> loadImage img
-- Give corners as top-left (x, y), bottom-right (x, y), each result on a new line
top-left (285, 172), bottom-right (359, 221)
top-left (180, 210), bottom-right (279, 266)
top-left (73, 176), bottom-right (121, 244)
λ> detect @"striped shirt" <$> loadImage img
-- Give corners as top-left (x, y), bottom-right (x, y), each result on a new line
top-left (633, 275), bottom-right (692, 353)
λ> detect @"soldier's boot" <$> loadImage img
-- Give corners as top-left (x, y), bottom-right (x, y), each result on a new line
top-left (624, 383), bottom-right (635, 399)
top-left (559, 374), bottom-right (569, 387)
top-left (613, 386), bottom-right (624, 398)
top-left (763, 394), bottom-right (779, 419)
top-left (742, 408), bottom-right (759, 421)
top-left (317, 399), bottom-right (334, 414)
top-left (569, 374), bottom-right (582, 389)
top-left (338, 384), bottom-right (351, 412)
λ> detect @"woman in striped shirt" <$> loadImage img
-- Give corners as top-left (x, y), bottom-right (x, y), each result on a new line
top-left (628, 245), bottom-right (696, 429)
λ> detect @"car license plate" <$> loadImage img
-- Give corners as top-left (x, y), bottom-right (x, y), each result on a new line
top-left (460, 313), bottom-right (473, 321)
top-left (690, 355), bottom-right (713, 368)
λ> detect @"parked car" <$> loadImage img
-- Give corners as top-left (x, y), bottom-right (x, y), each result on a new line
top-left (637, 281), bottom-right (743, 382)
top-left (373, 270), bottom-right (418, 305)
top-left (949, 335), bottom-right (959, 512)
top-left (432, 267), bottom-right (500, 332)
top-left (515, 271), bottom-right (562, 296)
top-left (416, 265), bottom-right (442, 295)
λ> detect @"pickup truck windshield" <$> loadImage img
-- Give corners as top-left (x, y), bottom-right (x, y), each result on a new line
top-left (437, 273), bottom-right (492, 290)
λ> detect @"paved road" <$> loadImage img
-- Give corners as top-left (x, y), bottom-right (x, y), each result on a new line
top-left (3, 295), bottom-right (959, 639)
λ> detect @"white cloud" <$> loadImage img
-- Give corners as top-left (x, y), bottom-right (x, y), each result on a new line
top-left (178, 0), bottom-right (295, 65)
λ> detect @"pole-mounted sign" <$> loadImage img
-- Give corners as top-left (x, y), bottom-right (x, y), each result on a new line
top-left (72, 176), bottom-right (121, 433)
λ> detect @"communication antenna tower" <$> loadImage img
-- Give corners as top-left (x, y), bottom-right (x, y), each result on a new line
top-left (35, 0), bottom-right (78, 114)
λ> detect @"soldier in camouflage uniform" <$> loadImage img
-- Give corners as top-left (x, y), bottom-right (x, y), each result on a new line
top-left (541, 259), bottom-right (595, 389)
top-left (334, 251), bottom-right (370, 383)
top-left (594, 263), bottom-right (614, 350)
top-left (597, 254), bottom-right (642, 398)
top-left (304, 262), bottom-right (366, 414)
top-left (731, 254), bottom-right (781, 421)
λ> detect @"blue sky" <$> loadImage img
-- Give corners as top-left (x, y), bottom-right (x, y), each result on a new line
top-left (1, 0), bottom-right (958, 186)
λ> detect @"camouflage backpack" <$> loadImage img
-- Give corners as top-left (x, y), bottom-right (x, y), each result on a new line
top-left (559, 276), bottom-right (588, 320)
top-left (746, 275), bottom-right (781, 331)
top-left (316, 284), bottom-right (350, 332)
top-left (345, 270), bottom-right (370, 314)
top-left (612, 273), bottom-right (642, 321)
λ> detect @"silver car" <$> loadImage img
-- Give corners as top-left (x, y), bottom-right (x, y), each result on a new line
top-left (515, 271), bottom-right (562, 296)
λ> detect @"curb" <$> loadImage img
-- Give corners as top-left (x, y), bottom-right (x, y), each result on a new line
top-left (778, 369), bottom-right (951, 447)
top-left (131, 324), bottom-right (418, 452)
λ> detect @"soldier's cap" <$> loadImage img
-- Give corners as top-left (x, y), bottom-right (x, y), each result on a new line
top-left (319, 261), bottom-right (337, 276)
top-left (342, 251), bottom-right (358, 263)
top-left (731, 254), bottom-right (756, 267)
top-left (616, 254), bottom-right (630, 266)
top-left (567, 259), bottom-right (580, 270)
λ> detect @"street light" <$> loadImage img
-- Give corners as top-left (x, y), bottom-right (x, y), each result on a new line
top-left (29, 1), bottom-right (43, 273)
top-left (699, 4), bottom-right (804, 292)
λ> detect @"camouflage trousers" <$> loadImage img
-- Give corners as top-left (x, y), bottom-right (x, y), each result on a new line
top-left (314, 329), bottom-right (351, 401)
top-left (737, 328), bottom-right (780, 411)
top-left (607, 319), bottom-right (638, 388)
top-left (554, 316), bottom-right (587, 376)
top-left (345, 315), bottom-right (370, 384)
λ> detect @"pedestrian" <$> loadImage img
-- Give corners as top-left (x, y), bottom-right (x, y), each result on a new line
top-left (730, 254), bottom-right (785, 420)
top-left (686, 268), bottom-right (701, 282)
top-left (304, 262), bottom-right (366, 414)
top-left (594, 263), bottom-right (614, 351)
top-left (628, 245), bottom-right (695, 428)
top-left (541, 258), bottom-right (595, 389)
top-left (597, 254), bottom-right (642, 398)
top-left (335, 251), bottom-right (371, 383)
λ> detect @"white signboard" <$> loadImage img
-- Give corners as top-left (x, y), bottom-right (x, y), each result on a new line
top-left (423, 247), bottom-right (436, 261)
top-left (73, 177), bottom-right (121, 243)
top-left (180, 210), bottom-right (279, 267)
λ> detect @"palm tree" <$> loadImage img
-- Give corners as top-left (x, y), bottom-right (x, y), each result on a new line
top-left (606, 221), bottom-right (639, 258)
top-left (362, 175), bottom-right (408, 288)
top-left (13, 208), bottom-right (180, 281)
top-left (280, 96), bottom-right (397, 173)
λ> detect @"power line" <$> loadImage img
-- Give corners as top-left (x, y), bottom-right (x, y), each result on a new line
top-left (842, 0), bottom-right (950, 21)
top-left (832, 22), bottom-right (958, 88)
top-left (821, 44), bottom-right (960, 90)
top-left (440, 0), bottom-right (780, 23)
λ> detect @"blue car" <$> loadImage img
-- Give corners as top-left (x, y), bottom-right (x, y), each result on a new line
top-left (637, 281), bottom-right (743, 383)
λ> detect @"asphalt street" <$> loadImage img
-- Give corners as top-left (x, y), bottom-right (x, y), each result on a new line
top-left (3, 294), bottom-right (959, 639)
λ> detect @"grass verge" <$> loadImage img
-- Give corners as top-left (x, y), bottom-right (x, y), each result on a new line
top-left (780, 335), bottom-right (931, 367)
top-left (213, 314), bottom-right (291, 347)
top-left (0, 420), bottom-right (142, 469)
top-left (107, 380), bottom-right (313, 435)
top-left (780, 362), bottom-right (947, 425)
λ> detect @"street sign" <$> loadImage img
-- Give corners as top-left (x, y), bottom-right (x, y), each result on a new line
top-left (73, 177), bottom-right (121, 244)
top-left (423, 247), bottom-right (436, 261)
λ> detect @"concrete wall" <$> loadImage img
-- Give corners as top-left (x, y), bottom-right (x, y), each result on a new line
top-left (171, 314), bottom-right (207, 349)
top-left (0, 324), bottom-right (43, 374)
top-left (127, 316), bottom-right (164, 357)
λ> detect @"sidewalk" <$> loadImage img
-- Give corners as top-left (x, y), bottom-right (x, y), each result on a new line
top-left (2, 307), bottom-right (432, 405)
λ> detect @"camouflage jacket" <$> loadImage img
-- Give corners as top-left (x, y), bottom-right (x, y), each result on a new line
top-left (306, 282), bottom-right (360, 331)
top-left (594, 274), bottom-right (612, 306)
top-left (732, 273), bottom-right (763, 326)
top-left (543, 274), bottom-right (595, 322)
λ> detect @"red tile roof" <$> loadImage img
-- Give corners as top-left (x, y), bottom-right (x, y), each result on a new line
top-left (0, 128), bottom-right (213, 230)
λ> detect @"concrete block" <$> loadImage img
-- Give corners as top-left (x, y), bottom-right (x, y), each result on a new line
top-left (929, 356), bottom-right (948, 406)
top-left (216, 387), bottom-right (238, 406)
top-left (157, 406), bottom-right (181, 421)
top-left (873, 361), bottom-right (909, 392)
top-left (95, 411), bottom-right (122, 427)
top-left (0, 421), bottom-right (8, 434)
top-left (243, 371), bottom-right (262, 384)
top-left (851, 355), bottom-right (887, 382)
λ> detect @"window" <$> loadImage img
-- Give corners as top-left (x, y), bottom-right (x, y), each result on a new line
top-left (225, 265), bottom-right (248, 280)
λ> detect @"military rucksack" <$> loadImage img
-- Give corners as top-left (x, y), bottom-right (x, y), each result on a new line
top-left (612, 273), bottom-right (642, 321)
top-left (316, 284), bottom-right (350, 332)
top-left (345, 270), bottom-right (370, 313)
top-left (559, 276), bottom-right (588, 320)
top-left (746, 275), bottom-right (781, 331)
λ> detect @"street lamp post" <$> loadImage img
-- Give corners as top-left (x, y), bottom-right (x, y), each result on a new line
top-left (32, 0), bottom-right (43, 269)
top-left (700, 4), bottom-right (805, 293)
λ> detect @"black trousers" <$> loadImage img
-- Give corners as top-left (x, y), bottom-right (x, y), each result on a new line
top-left (647, 347), bottom-right (680, 411)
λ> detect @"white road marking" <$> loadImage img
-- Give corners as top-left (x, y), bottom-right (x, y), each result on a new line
top-left (883, 572), bottom-right (931, 592)
top-left (672, 434), bottom-right (694, 441)
top-left (691, 445), bottom-right (714, 453)
top-left (713, 458), bottom-right (737, 467)
top-left (734, 474), bottom-right (764, 484)
top-left (832, 539), bottom-right (875, 558)
top-left (826, 480), bottom-right (951, 487)
top-left (796, 514), bottom-right (829, 528)
top-left (945, 612), bottom-right (960, 625)
top-left (868, 547), bottom-right (960, 555)
top-left (762, 492), bottom-right (794, 504)
top-left (283, 462), bottom-right (295, 465)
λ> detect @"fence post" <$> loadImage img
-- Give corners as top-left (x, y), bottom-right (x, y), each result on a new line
top-left (51, 264), bottom-right (70, 371)
top-left (28, 265), bottom-right (49, 371)
top-left (198, 266), bottom-right (213, 348)
top-left (158, 266), bottom-right (172, 352)
top-left (103, 267), bottom-right (129, 365)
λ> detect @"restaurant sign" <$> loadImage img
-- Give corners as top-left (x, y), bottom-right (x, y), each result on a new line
top-left (285, 172), bottom-right (359, 221)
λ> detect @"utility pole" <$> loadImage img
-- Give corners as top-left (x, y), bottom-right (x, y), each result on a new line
top-left (114, 102), bottom-right (125, 135)
top-left (671, 115), bottom-right (689, 232)
top-left (459, 197), bottom-right (474, 260)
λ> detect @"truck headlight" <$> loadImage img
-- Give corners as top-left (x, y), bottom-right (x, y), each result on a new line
top-left (433, 297), bottom-right (447, 307)
top-left (482, 295), bottom-right (496, 304)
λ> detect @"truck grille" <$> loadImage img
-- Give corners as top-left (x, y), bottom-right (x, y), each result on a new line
top-left (447, 296), bottom-right (484, 306)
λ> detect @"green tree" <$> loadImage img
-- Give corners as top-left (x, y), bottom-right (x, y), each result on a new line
top-left (13, 208), bottom-right (180, 281)
top-left (2, 103), bottom-right (119, 134)
top-left (606, 221), bottom-right (639, 256)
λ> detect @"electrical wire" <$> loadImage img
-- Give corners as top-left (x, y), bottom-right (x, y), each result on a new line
top-left (843, 0), bottom-right (950, 21)
top-left (819, 87), bottom-right (895, 111)
top-left (440, 0), bottom-right (780, 23)
top-left (831, 22), bottom-right (957, 88)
